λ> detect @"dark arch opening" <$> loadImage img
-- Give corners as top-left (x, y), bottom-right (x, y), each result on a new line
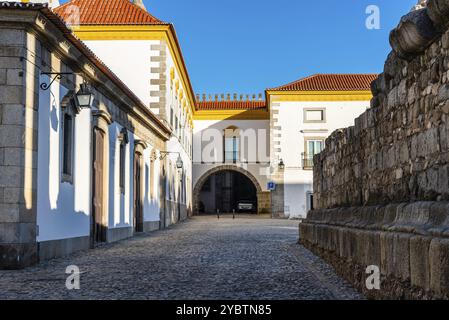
top-left (198, 170), bottom-right (258, 214)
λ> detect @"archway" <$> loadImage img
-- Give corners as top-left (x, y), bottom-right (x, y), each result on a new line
top-left (193, 166), bottom-right (264, 215)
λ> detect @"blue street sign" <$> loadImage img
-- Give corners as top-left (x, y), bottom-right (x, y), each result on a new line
top-left (268, 182), bottom-right (276, 191)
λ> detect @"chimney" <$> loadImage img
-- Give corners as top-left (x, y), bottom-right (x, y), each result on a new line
top-left (131, 0), bottom-right (147, 10)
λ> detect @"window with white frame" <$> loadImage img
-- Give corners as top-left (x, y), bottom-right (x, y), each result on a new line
top-left (304, 108), bottom-right (326, 123)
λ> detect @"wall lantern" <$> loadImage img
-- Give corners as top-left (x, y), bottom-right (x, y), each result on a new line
top-left (159, 151), bottom-right (183, 171)
top-left (75, 83), bottom-right (95, 109)
top-left (176, 154), bottom-right (184, 169)
top-left (278, 159), bottom-right (285, 170)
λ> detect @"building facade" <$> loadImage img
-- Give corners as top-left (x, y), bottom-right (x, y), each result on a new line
top-left (0, 0), bottom-right (376, 268)
top-left (0, 1), bottom-right (177, 268)
top-left (192, 98), bottom-right (272, 215)
top-left (54, 0), bottom-right (195, 225)
top-left (267, 74), bottom-right (376, 218)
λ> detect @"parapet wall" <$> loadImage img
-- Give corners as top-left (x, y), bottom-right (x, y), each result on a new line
top-left (301, 0), bottom-right (449, 299)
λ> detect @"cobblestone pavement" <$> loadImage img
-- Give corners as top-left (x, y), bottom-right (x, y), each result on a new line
top-left (0, 216), bottom-right (363, 300)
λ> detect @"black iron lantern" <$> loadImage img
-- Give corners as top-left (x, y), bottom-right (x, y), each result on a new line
top-left (278, 159), bottom-right (285, 170)
top-left (75, 83), bottom-right (94, 109)
top-left (176, 154), bottom-right (184, 169)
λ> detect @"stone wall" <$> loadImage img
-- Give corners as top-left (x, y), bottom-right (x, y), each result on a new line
top-left (301, 0), bottom-right (449, 299)
top-left (0, 26), bottom-right (39, 269)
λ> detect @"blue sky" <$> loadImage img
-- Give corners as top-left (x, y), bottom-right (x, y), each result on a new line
top-left (62, 0), bottom-right (417, 94)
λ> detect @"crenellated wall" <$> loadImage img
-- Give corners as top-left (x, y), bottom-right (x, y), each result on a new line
top-left (301, 0), bottom-right (449, 299)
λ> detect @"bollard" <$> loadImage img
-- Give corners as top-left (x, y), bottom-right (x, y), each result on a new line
top-left (233, 209), bottom-right (235, 220)
top-left (217, 209), bottom-right (220, 220)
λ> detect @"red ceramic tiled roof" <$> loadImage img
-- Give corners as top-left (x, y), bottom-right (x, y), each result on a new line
top-left (53, 0), bottom-right (166, 25)
top-left (196, 100), bottom-right (266, 111)
top-left (269, 74), bottom-right (378, 91)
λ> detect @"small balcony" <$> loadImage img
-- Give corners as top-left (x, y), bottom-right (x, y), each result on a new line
top-left (302, 153), bottom-right (314, 170)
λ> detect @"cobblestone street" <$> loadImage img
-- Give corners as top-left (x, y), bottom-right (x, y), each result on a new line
top-left (0, 216), bottom-right (362, 300)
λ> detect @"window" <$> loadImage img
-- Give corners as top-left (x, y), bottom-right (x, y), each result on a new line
top-left (303, 139), bottom-right (324, 169)
top-left (175, 116), bottom-right (178, 135)
top-left (170, 107), bottom-right (174, 127)
top-left (304, 108), bottom-right (326, 123)
top-left (307, 140), bottom-right (324, 156)
top-left (224, 126), bottom-right (240, 163)
top-left (62, 113), bottom-right (74, 179)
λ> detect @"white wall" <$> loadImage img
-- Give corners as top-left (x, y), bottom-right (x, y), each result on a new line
top-left (37, 76), bottom-right (92, 242)
top-left (83, 40), bottom-right (159, 108)
top-left (274, 100), bottom-right (369, 218)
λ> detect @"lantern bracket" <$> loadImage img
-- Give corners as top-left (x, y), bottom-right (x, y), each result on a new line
top-left (40, 72), bottom-right (74, 91)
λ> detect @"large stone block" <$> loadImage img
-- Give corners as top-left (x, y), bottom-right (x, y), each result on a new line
top-left (0, 68), bottom-right (6, 85)
top-left (1, 104), bottom-right (25, 126)
top-left (381, 232), bottom-right (411, 281)
top-left (0, 243), bottom-right (37, 269)
top-left (0, 203), bottom-right (19, 223)
top-left (429, 238), bottom-right (449, 297)
top-left (0, 85), bottom-right (22, 104)
top-left (0, 165), bottom-right (23, 188)
top-left (0, 57), bottom-right (22, 69)
top-left (0, 125), bottom-right (25, 148)
top-left (410, 236), bottom-right (432, 291)
top-left (0, 29), bottom-right (25, 46)
top-left (6, 69), bottom-right (23, 86)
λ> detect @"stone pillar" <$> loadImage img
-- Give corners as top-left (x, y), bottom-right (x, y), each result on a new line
top-left (257, 191), bottom-right (271, 214)
top-left (0, 29), bottom-right (39, 269)
top-left (271, 169), bottom-right (285, 218)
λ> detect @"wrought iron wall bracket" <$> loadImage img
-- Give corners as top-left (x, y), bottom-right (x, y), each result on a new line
top-left (159, 151), bottom-right (180, 160)
top-left (40, 72), bottom-right (73, 90)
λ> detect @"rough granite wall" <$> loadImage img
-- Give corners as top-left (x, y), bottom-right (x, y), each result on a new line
top-left (301, 0), bottom-right (449, 299)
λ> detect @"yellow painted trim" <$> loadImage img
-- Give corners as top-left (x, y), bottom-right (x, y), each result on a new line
top-left (266, 90), bottom-right (372, 102)
top-left (74, 25), bottom-right (197, 116)
top-left (194, 110), bottom-right (270, 121)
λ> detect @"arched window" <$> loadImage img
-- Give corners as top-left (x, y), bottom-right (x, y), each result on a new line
top-left (224, 126), bottom-right (240, 163)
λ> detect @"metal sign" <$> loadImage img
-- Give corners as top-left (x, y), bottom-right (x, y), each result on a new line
top-left (268, 182), bottom-right (276, 191)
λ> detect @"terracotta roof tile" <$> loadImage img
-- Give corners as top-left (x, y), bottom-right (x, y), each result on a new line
top-left (53, 0), bottom-right (166, 25)
top-left (269, 74), bottom-right (378, 92)
top-left (196, 100), bottom-right (266, 111)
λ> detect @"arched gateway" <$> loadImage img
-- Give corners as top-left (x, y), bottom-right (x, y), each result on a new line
top-left (193, 165), bottom-right (268, 215)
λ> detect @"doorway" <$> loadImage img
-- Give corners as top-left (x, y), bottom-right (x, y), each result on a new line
top-left (92, 127), bottom-right (106, 244)
top-left (134, 152), bottom-right (143, 232)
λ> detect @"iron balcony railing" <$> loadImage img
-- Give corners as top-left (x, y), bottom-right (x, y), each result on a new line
top-left (302, 153), bottom-right (314, 170)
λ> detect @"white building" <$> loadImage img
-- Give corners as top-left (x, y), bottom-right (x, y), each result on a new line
top-left (267, 74), bottom-right (376, 218)
top-left (192, 98), bottom-right (272, 215)
top-left (54, 0), bottom-right (195, 224)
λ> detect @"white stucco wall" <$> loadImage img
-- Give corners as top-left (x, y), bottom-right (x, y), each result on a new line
top-left (273, 99), bottom-right (370, 218)
top-left (83, 40), bottom-right (159, 108)
top-left (37, 76), bottom-right (92, 242)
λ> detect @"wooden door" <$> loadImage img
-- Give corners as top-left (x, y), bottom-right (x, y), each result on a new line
top-left (92, 128), bottom-right (106, 244)
top-left (134, 152), bottom-right (143, 232)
